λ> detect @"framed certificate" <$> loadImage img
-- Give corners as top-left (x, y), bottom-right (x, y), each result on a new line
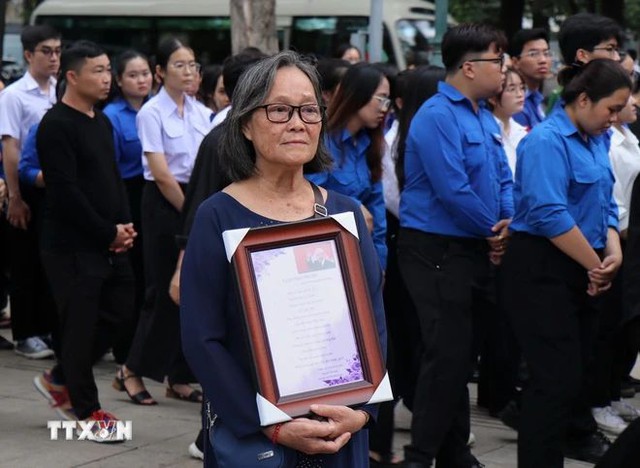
top-left (223, 213), bottom-right (390, 425)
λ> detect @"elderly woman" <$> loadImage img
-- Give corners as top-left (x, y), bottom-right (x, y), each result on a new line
top-left (180, 51), bottom-right (386, 466)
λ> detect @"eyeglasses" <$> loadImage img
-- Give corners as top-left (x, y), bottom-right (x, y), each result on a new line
top-left (255, 103), bottom-right (325, 124)
top-left (520, 49), bottom-right (553, 60)
top-left (373, 95), bottom-right (391, 111)
top-left (592, 45), bottom-right (620, 57)
top-left (35, 47), bottom-right (62, 57)
top-left (459, 55), bottom-right (505, 69)
top-left (169, 61), bottom-right (202, 73)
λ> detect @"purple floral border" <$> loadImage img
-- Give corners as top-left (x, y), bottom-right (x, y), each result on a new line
top-left (323, 354), bottom-right (363, 386)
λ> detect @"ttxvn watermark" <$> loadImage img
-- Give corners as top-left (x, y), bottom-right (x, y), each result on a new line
top-left (47, 420), bottom-right (132, 442)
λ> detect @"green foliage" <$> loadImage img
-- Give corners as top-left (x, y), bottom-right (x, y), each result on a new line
top-left (449, 0), bottom-right (501, 25)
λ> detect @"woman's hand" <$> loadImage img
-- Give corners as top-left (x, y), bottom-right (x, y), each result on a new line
top-left (262, 417), bottom-right (351, 455)
top-left (169, 268), bottom-right (180, 305)
top-left (360, 205), bottom-right (374, 233)
top-left (309, 404), bottom-right (369, 438)
top-left (586, 254), bottom-right (622, 296)
top-left (169, 250), bottom-right (185, 305)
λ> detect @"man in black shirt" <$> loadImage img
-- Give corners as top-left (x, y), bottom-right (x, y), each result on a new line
top-left (34, 41), bottom-right (136, 442)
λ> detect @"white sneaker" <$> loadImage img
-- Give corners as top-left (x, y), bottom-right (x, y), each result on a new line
top-left (188, 441), bottom-right (204, 460)
top-left (467, 432), bottom-right (476, 447)
top-left (611, 400), bottom-right (640, 422)
top-left (15, 336), bottom-right (54, 359)
top-left (592, 406), bottom-right (628, 435)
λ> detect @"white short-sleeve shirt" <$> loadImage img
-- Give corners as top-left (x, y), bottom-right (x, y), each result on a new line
top-left (0, 71), bottom-right (57, 147)
top-left (494, 116), bottom-right (528, 179)
top-left (136, 87), bottom-right (213, 184)
top-left (609, 125), bottom-right (640, 231)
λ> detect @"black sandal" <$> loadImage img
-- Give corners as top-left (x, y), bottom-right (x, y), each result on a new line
top-left (166, 385), bottom-right (203, 403)
top-left (112, 366), bottom-right (158, 406)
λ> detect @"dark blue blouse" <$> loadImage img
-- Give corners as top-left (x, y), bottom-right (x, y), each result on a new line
top-left (180, 190), bottom-right (386, 467)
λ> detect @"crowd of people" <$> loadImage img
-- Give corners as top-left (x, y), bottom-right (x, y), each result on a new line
top-left (2, 11), bottom-right (640, 468)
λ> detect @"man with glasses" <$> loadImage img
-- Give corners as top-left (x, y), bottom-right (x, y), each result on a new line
top-left (0, 25), bottom-right (61, 359)
top-left (547, 12), bottom-right (625, 115)
top-left (398, 23), bottom-right (513, 468)
top-left (510, 28), bottom-right (552, 130)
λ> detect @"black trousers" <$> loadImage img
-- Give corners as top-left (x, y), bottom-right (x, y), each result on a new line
top-left (8, 184), bottom-right (57, 342)
top-left (112, 175), bottom-right (145, 364)
top-left (500, 234), bottom-right (599, 468)
top-left (476, 267), bottom-right (520, 415)
top-left (42, 250), bottom-right (134, 420)
top-left (369, 213), bottom-right (421, 458)
top-left (398, 229), bottom-right (492, 467)
top-left (589, 271), bottom-right (626, 407)
top-left (126, 182), bottom-right (194, 384)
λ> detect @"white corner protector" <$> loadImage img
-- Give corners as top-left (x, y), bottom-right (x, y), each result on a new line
top-left (256, 393), bottom-right (293, 426)
top-left (330, 212), bottom-right (359, 239)
top-left (222, 228), bottom-right (251, 262)
top-left (366, 372), bottom-right (394, 405)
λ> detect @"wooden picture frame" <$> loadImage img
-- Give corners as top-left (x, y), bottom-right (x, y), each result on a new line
top-left (226, 215), bottom-right (386, 423)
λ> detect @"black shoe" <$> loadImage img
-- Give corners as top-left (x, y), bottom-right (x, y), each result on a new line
top-left (564, 431), bottom-right (611, 464)
top-left (498, 399), bottom-right (520, 431)
top-left (0, 335), bottom-right (13, 350)
top-left (621, 380), bottom-right (636, 399)
top-left (625, 376), bottom-right (640, 392)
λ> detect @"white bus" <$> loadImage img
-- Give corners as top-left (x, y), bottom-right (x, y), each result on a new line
top-left (31, 0), bottom-right (452, 69)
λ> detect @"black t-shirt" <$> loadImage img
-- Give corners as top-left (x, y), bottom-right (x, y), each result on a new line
top-left (37, 102), bottom-right (131, 253)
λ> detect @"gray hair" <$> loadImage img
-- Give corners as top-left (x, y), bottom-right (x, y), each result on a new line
top-left (218, 50), bottom-right (332, 181)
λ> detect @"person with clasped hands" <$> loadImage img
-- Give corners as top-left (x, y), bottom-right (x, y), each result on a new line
top-left (180, 51), bottom-right (386, 466)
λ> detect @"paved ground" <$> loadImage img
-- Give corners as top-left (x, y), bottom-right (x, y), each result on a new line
top-left (1, 324), bottom-right (636, 467)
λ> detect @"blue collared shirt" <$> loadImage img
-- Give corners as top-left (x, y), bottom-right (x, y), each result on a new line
top-left (510, 107), bottom-right (618, 248)
top-left (306, 129), bottom-right (388, 269)
top-left (399, 82), bottom-right (514, 238)
top-left (18, 123), bottom-right (41, 186)
top-left (513, 89), bottom-right (545, 129)
top-left (103, 98), bottom-right (144, 179)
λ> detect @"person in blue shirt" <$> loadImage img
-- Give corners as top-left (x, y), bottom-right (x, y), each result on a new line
top-left (306, 63), bottom-right (389, 269)
top-left (510, 28), bottom-right (552, 130)
top-left (102, 50), bottom-right (155, 405)
top-left (500, 59), bottom-right (631, 468)
top-left (18, 124), bottom-right (43, 188)
top-left (397, 24), bottom-right (512, 468)
top-left (547, 13), bottom-right (624, 116)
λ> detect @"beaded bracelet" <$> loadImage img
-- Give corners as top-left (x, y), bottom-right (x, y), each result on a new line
top-left (271, 423), bottom-right (284, 444)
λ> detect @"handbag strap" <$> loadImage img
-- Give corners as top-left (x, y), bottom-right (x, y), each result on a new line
top-left (309, 182), bottom-right (328, 218)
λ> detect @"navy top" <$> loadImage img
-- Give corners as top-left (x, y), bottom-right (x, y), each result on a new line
top-left (306, 130), bottom-right (387, 269)
top-left (103, 98), bottom-right (144, 180)
top-left (513, 89), bottom-right (545, 129)
top-left (400, 81), bottom-right (514, 238)
top-left (510, 107), bottom-right (618, 249)
top-left (180, 190), bottom-right (386, 467)
top-left (18, 123), bottom-right (41, 186)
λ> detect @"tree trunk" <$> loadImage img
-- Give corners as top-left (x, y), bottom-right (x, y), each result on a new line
top-left (600, 0), bottom-right (625, 26)
top-left (230, 0), bottom-right (278, 55)
top-left (531, 0), bottom-right (549, 30)
top-left (499, 0), bottom-right (525, 42)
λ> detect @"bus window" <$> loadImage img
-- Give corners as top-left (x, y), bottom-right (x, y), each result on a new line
top-left (156, 18), bottom-right (231, 65)
top-left (290, 16), bottom-right (394, 65)
top-left (37, 16), bottom-right (154, 56)
top-left (396, 19), bottom-right (435, 66)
